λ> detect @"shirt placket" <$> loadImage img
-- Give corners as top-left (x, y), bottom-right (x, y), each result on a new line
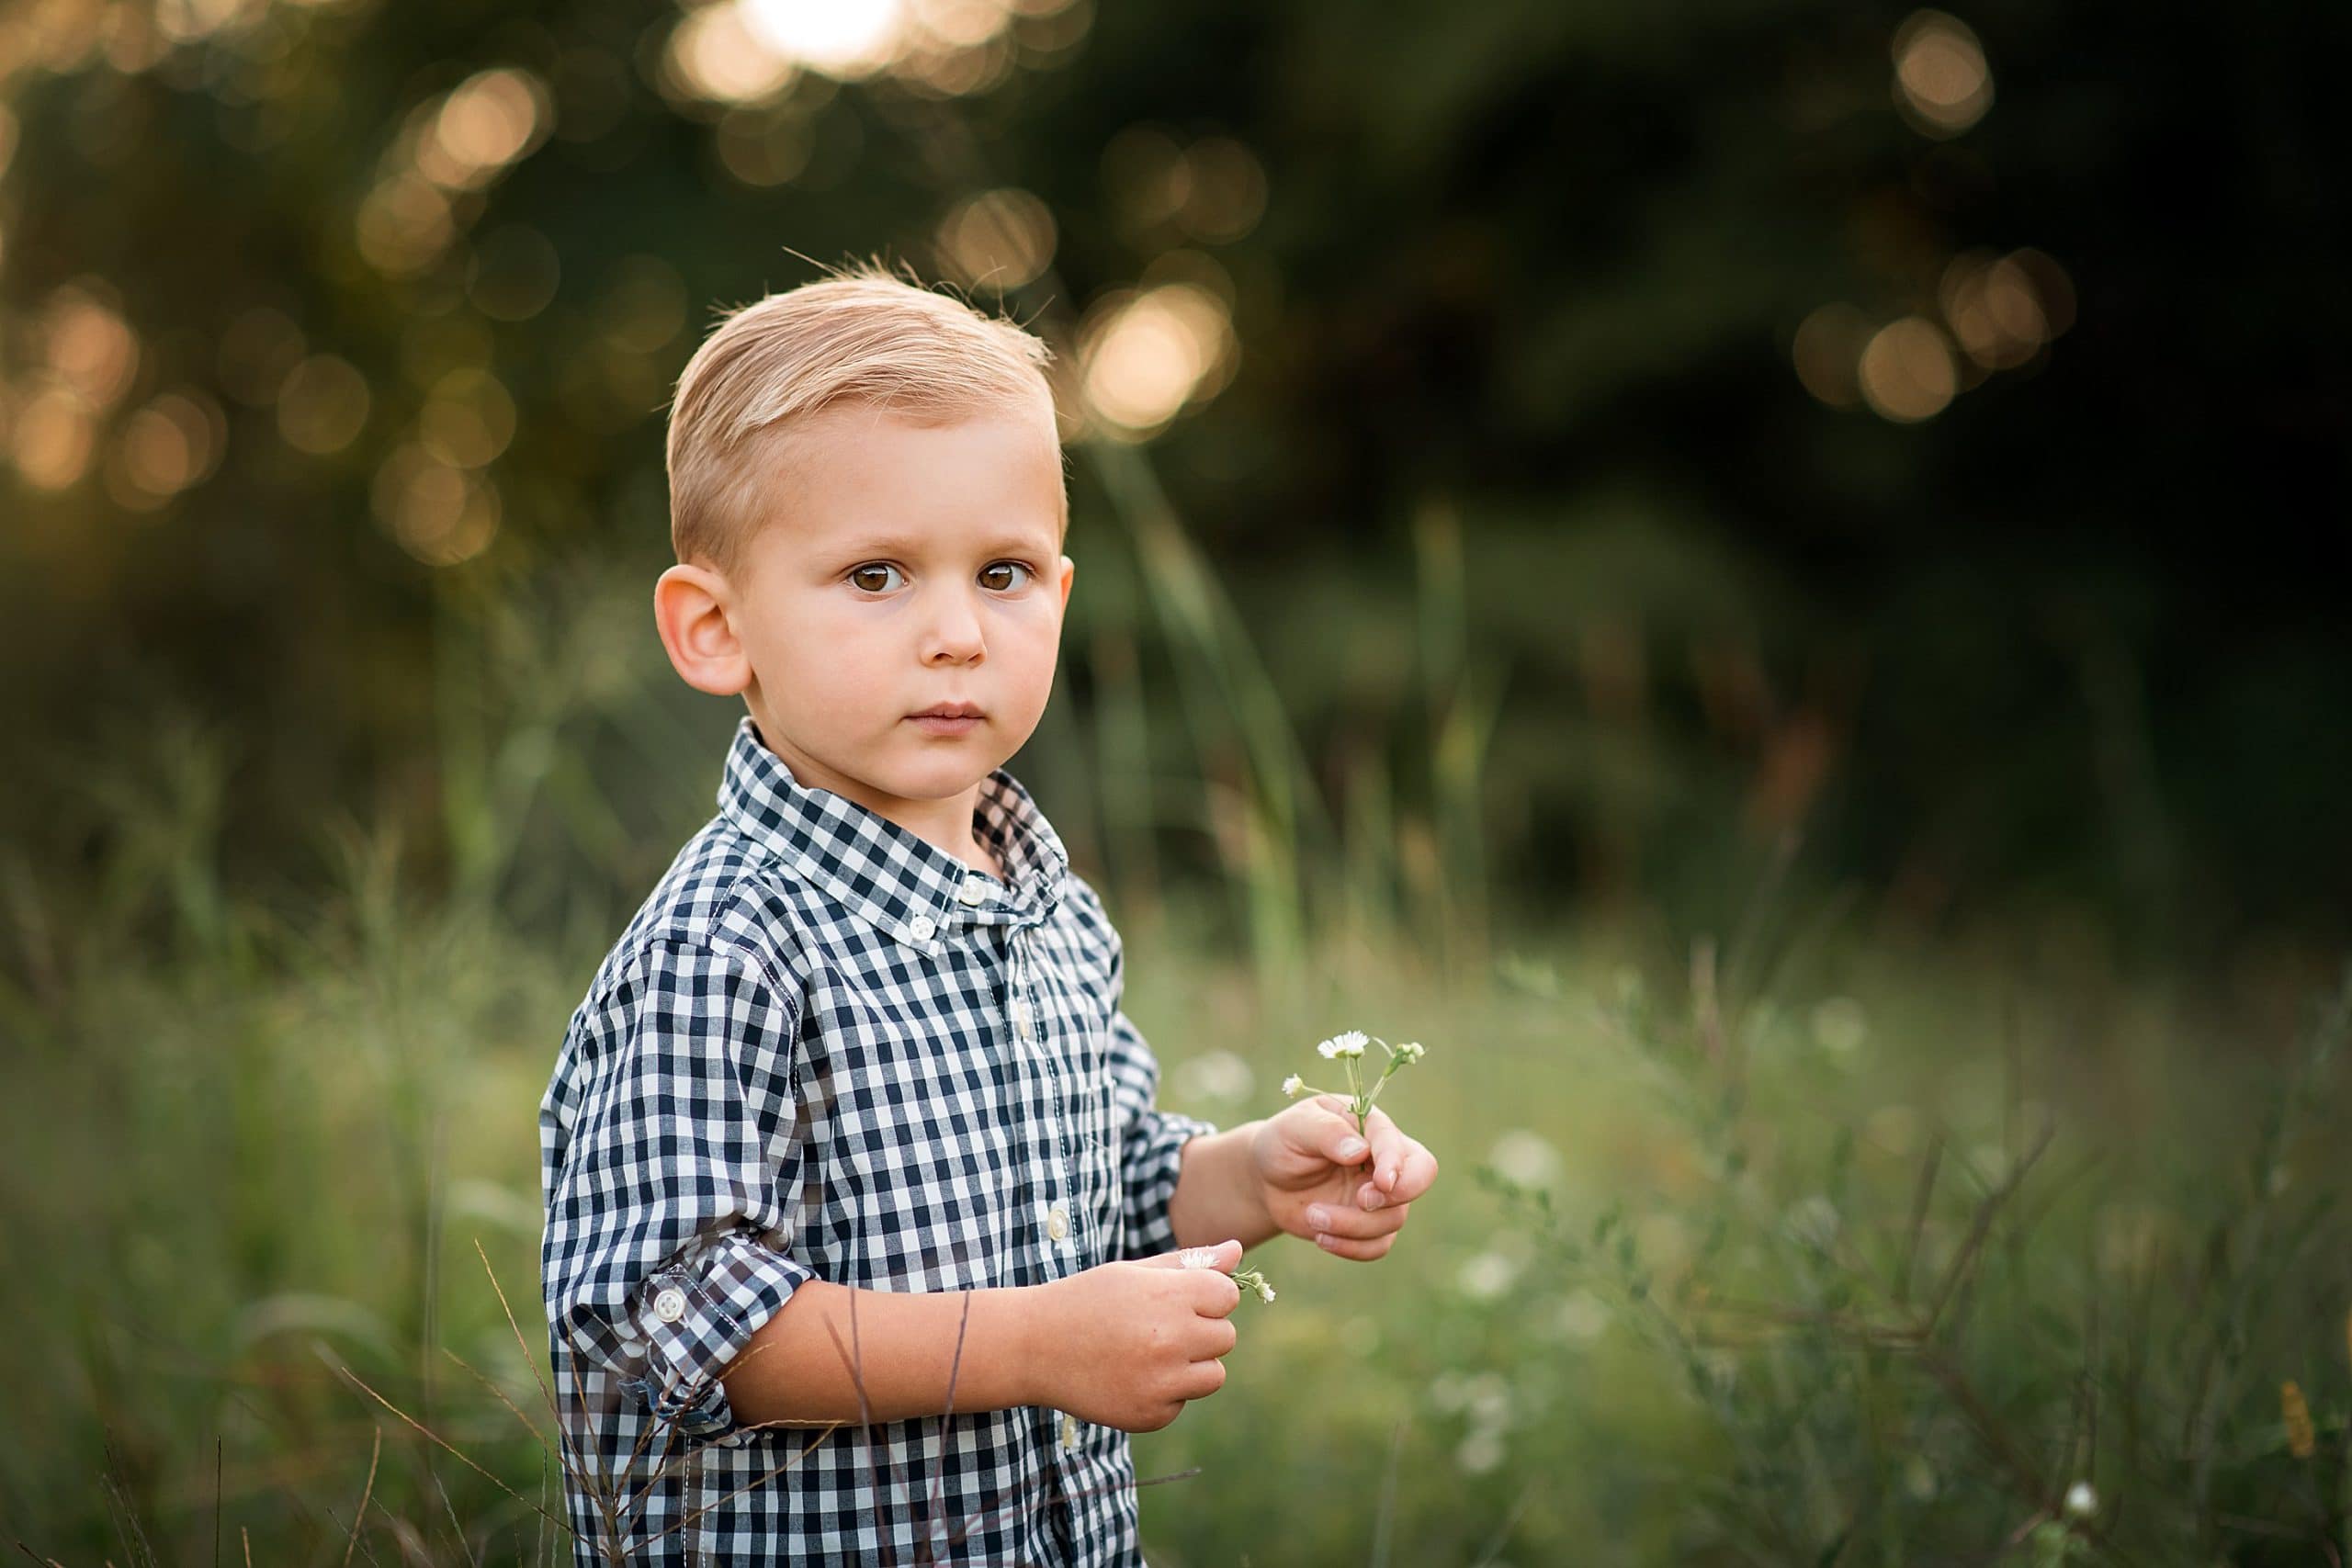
top-left (954, 869), bottom-right (1094, 1539)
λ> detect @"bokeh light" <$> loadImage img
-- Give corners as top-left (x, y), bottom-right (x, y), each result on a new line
top-left (1176, 136), bottom-right (1267, 243)
top-left (661, 0), bottom-right (1080, 108)
top-left (1939, 247), bottom-right (2075, 369)
top-left (42, 285), bottom-right (140, 412)
top-left (105, 389), bottom-right (226, 511)
top-left (933, 187), bottom-right (1057, 292)
top-left (276, 354), bottom-right (372, 454)
top-left (665, 4), bottom-right (799, 106)
top-left (713, 107), bottom-right (815, 186)
top-left (417, 367), bottom-right (517, 469)
top-left (354, 174), bottom-right (456, 278)
top-left (11, 383), bottom-right (98, 491)
top-left (468, 224), bottom-right (562, 322)
top-left (356, 68), bottom-right (550, 280)
top-left (371, 441), bottom-right (501, 565)
top-left (1076, 279), bottom-right (1238, 440)
top-left (741, 0), bottom-right (908, 79)
top-left (1892, 11), bottom-right (1993, 138)
top-left (1792, 303), bottom-right (1870, 409)
top-left (419, 68), bottom-right (552, 191)
top-left (1102, 125), bottom-right (1268, 245)
top-left (1857, 315), bottom-right (1958, 422)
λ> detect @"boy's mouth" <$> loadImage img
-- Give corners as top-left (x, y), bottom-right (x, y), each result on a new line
top-left (909, 702), bottom-right (985, 736)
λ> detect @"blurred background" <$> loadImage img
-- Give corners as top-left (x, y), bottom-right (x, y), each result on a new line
top-left (4, 0), bottom-right (2350, 1562)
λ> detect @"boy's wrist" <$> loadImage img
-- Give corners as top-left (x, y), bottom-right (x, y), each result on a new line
top-left (1006, 1280), bottom-right (1063, 1408)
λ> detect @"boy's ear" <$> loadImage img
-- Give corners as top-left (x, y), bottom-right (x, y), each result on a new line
top-left (654, 563), bottom-right (752, 697)
top-left (1057, 554), bottom-right (1074, 612)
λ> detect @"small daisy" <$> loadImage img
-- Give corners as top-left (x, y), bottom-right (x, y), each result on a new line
top-left (1231, 1264), bottom-right (1278, 1305)
top-left (1281, 1073), bottom-right (1305, 1097)
top-left (1317, 1030), bottom-right (1369, 1059)
top-left (1390, 1040), bottom-right (1426, 1064)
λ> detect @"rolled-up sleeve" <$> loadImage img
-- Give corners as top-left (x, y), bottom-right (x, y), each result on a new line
top-left (1098, 927), bottom-right (1220, 1260)
top-left (541, 936), bottom-right (816, 1444)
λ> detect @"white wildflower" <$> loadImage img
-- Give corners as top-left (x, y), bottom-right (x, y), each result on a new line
top-left (1456, 1249), bottom-right (1521, 1301)
top-left (1554, 1289), bottom-right (1608, 1343)
top-left (1464, 1372), bottom-right (1511, 1429)
top-left (1810, 996), bottom-right (1868, 1058)
top-left (1317, 1030), bottom-right (1369, 1059)
top-left (1454, 1428), bottom-right (1504, 1475)
top-left (1487, 1129), bottom-right (1563, 1190)
top-left (1173, 1049), bottom-right (1255, 1104)
top-left (1390, 1039), bottom-right (1426, 1064)
top-left (1255, 1280), bottom-right (1276, 1303)
top-left (2064, 1481), bottom-right (2098, 1517)
top-left (1281, 1073), bottom-right (1305, 1098)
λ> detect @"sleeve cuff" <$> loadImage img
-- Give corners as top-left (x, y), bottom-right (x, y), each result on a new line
top-left (1119, 1108), bottom-right (1221, 1258)
top-left (618, 1229), bottom-right (816, 1446)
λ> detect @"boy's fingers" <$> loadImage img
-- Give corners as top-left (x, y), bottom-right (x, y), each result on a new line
top-left (1148, 1238), bottom-right (1243, 1270)
top-left (1388, 1143), bottom-right (1440, 1204)
top-left (1313, 1230), bottom-right (1399, 1262)
top-left (1193, 1273), bottom-right (1243, 1316)
top-left (1312, 1111), bottom-right (1371, 1167)
top-left (1307, 1199), bottom-right (1407, 1240)
top-left (1360, 1138), bottom-right (1438, 1207)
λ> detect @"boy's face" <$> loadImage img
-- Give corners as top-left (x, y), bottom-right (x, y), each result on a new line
top-left (698, 402), bottom-right (1074, 821)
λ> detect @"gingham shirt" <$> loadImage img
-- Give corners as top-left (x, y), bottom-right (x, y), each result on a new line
top-left (539, 716), bottom-right (1219, 1566)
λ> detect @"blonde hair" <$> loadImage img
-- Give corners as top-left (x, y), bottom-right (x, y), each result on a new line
top-left (665, 257), bottom-right (1062, 578)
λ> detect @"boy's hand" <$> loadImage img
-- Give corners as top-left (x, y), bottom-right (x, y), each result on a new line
top-left (1029, 1238), bottom-right (1244, 1432)
top-left (1250, 1095), bottom-right (1440, 1261)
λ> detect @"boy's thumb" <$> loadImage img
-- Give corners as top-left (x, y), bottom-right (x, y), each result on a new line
top-left (1137, 1238), bottom-right (1243, 1271)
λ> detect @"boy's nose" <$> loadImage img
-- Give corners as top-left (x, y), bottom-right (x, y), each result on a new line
top-left (922, 592), bottom-right (986, 662)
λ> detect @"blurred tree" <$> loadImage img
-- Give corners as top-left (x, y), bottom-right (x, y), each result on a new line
top-left (0, 0), bottom-right (2345, 960)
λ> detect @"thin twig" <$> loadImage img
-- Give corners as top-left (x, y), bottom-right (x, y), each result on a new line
top-left (1894, 1134), bottom-right (1943, 1306)
top-left (474, 1240), bottom-right (562, 1431)
top-left (1922, 1114), bottom-right (2058, 1331)
top-left (919, 1291), bottom-right (978, 1565)
top-left (1468, 1481), bottom-right (1537, 1566)
top-left (937, 1466), bottom-right (1204, 1556)
top-left (341, 1426), bottom-right (381, 1568)
top-left (334, 1365), bottom-right (570, 1530)
top-left (635, 1427), bottom-right (841, 1549)
top-left (440, 1348), bottom-right (548, 1450)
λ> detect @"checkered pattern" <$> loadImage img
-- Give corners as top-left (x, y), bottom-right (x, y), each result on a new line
top-left (540, 716), bottom-right (1220, 1566)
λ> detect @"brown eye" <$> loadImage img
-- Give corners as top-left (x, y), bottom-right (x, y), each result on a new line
top-left (849, 563), bottom-right (901, 592)
top-left (982, 561), bottom-right (1031, 592)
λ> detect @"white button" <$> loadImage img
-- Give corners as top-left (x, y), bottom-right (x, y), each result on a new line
top-left (958, 874), bottom-right (991, 906)
top-left (906, 913), bottom-right (936, 942)
top-left (1060, 1414), bottom-right (1079, 1450)
top-left (1046, 1204), bottom-right (1068, 1241)
top-left (651, 1288), bottom-right (687, 1324)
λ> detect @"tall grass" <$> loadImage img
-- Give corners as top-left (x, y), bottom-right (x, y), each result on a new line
top-left (6, 667), bottom-right (2346, 1562)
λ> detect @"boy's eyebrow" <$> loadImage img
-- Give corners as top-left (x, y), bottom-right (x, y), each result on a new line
top-left (828, 531), bottom-right (1058, 558)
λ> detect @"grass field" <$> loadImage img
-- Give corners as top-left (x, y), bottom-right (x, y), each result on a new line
top-left (6, 777), bottom-right (2346, 1565)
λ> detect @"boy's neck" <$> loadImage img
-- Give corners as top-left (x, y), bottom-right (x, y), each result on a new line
top-left (751, 721), bottom-right (1003, 879)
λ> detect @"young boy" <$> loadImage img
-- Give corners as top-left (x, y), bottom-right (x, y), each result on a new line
top-left (539, 261), bottom-right (1439, 1566)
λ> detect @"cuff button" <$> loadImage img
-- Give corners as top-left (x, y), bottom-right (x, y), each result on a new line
top-left (652, 1287), bottom-right (688, 1324)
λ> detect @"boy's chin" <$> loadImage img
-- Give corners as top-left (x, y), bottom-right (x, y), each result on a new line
top-left (861, 744), bottom-right (1005, 802)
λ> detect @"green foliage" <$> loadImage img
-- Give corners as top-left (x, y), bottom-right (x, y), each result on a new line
top-left (6, 703), bottom-right (2349, 1562)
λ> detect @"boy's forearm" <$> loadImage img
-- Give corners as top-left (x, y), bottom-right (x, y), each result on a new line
top-left (720, 1280), bottom-right (1046, 1427)
top-left (1164, 1120), bottom-right (1280, 1251)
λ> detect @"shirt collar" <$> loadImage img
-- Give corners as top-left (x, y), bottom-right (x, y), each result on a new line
top-left (716, 716), bottom-right (1068, 950)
